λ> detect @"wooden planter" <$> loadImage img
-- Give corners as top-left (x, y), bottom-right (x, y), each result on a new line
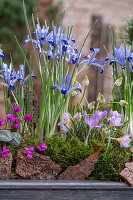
top-left (0, 180), bottom-right (133, 200)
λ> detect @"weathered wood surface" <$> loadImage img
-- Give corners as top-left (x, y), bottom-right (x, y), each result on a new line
top-left (0, 180), bottom-right (133, 200)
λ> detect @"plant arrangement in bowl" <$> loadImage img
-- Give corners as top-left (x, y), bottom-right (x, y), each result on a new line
top-left (0, 3), bottom-right (133, 185)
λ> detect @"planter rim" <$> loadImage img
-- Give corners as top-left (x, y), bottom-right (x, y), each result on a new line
top-left (0, 180), bottom-right (131, 190)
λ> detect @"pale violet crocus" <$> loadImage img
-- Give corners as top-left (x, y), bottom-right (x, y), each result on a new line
top-left (57, 112), bottom-right (78, 133)
top-left (94, 110), bottom-right (107, 120)
top-left (80, 48), bottom-right (108, 73)
top-left (51, 74), bottom-right (82, 97)
top-left (58, 112), bottom-right (72, 133)
top-left (109, 109), bottom-right (123, 127)
top-left (107, 44), bottom-right (133, 69)
top-left (120, 135), bottom-right (131, 148)
top-left (114, 135), bottom-right (131, 148)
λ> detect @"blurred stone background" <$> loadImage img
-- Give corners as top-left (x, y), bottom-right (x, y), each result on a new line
top-left (0, 0), bottom-right (133, 120)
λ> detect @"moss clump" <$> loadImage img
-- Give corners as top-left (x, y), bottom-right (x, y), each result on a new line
top-left (45, 135), bottom-right (131, 181)
top-left (46, 135), bottom-right (103, 169)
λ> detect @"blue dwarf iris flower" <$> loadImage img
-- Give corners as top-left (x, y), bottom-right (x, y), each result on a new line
top-left (107, 44), bottom-right (133, 68)
top-left (0, 49), bottom-right (6, 60)
top-left (80, 48), bottom-right (108, 73)
top-left (0, 63), bottom-right (36, 90)
top-left (47, 26), bottom-right (63, 47)
top-left (17, 64), bottom-right (36, 84)
top-left (51, 74), bottom-right (82, 97)
top-left (24, 24), bottom-right (49, 53)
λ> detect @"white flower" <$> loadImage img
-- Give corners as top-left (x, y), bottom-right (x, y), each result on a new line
top-left (71, 91), bottom-right (77, 96)
top-left (83, 75), bottom-right (89, 86)
top-left (119, 100), bottom-right (128, 106)
top-left (88, 101), bottom-right (95, 110)
top-left (114, 77), bottom-right (123, 86)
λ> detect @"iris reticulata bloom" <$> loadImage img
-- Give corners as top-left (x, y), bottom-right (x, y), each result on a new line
top-left (51, 74), bottom-right (82, 97)
top-left (107, 44), bottom-right (133, 69)
top-left (80, 48), bottom-right (108, 73)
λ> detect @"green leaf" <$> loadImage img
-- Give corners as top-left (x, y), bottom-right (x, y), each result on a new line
top-left (0, 129), bottom-right (22, 146)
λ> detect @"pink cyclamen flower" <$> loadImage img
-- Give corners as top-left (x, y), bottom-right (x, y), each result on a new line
top-left (24, 147), bottom-right (34, 158)
top-left (0, 118), bottom-right (6, 127)
top-left (14, 124), bottom-right (20, 130)
top-left (37, 143), bottom-right (47, 151)
top-left (12, 117), bottom-right (20, 124)
top-left (0, 147), bottom-right (9, 158)
top-left (14, 106), bottom-right (21, 112)
top-left (120, 135), bottom-right (131, 148)
top-left (24, 114), bottom-right (32, 122)
top-left (6, 114), bottom-right (13, 121)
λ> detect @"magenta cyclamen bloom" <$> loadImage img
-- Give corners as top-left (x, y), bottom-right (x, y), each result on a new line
top-left (14, 124), bottom-right (20, 130)
top-left (12, 117), bottom-right (20, 124)
top-left (14, 106), bottom-right (21, 112)
top-left (6, 114), bottom-right (13, 121)
top-left (24, 147), bottom-right (34, 158)
top-left (120, 135), bottom-right (131, 148)
top-left (37, 143), bottom-right (47, 151)
top-left (0, 118), bottom-right (6, 127)
top-left (0, 147), bottom-right (9, 158)
top-left (24, 114), bottom-right (32, 122)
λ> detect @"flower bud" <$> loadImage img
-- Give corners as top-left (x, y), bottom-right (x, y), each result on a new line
top-left (114, 77), bottom-right (123, 86)
top-left (88, 101), bottom-right (95, 110)
top-left (71, 90), bottom-right (77, 96)
top-left (83, 75), bottom-right (89, 86)
top-left (97, 93), bottom-right (105, 104)
top-left (119, 100), bottom-right (128, 106)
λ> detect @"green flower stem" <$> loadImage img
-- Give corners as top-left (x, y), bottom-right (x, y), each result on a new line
top-left (94, 101), bottom-right (120, 114)
top-left (75, 85), bottom-right (86, 113)
top-left (75, 95), bottom-right (83, 112)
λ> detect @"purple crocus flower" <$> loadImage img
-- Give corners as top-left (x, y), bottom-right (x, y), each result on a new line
top-left (94, 110), bottom-right (107, 120)
top-left (24, 114), bottom-right (32, 122)
top-left (14, 106), bottom-right (21, 112)
top-left (24, 147), bottom-right (34, 158)
top-left (57, 112), bottom-right (72, 133)
top-left (0, 118), bottom-right (6, 127)
top-left (84, 114), bottom-right (99, 129)
top-left (109, 109), bottom-right (123, 119)
top-left (107, 44), bottom-right (133, 69)
top-left (51, 74), bottom-right (82, 97)
top-left (37, 143), bottom-right (47, 151)
top-left (110, 116), bottom-right (124, 127)
top-left (120, 135), bottom-right (131, 148)
top-left (0, 147), bottom-right (9, 158)
top-left (109, 109), bottom-right (123, 127)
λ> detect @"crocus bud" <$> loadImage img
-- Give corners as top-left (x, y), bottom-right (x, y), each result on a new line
top-left (119, 100), bottom-right (128, 106)
top-left (88, 101), bottom-right (95, 110)
top-left (114, 77), bottom-right (123, 86)
top-left (83, 75), bottom-right (89, 86)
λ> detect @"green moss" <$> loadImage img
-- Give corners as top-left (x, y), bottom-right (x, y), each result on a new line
top-left (45, 135), bottom-right (131, 181)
